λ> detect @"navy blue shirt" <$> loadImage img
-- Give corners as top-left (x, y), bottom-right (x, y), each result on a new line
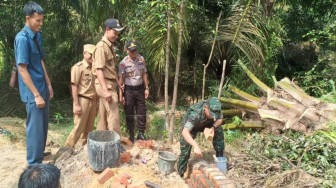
top-left (14, 25), bottom-right (47, 103)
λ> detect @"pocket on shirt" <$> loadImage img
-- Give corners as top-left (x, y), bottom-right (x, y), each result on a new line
top-left (126, 68), bottom-right (134, 77)
top-left (81, 73), bottom-right (91, 86)
top-left (138, 64), bottom-right (145, 74)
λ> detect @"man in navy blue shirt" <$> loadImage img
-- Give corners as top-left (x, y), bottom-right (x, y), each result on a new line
top-left (14, 2), bottom-right (53, 165)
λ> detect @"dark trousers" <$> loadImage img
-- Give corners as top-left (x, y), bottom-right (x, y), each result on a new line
top-left (124, 85), bottom-right (147, 133)
top-left (177, 126), bottom-right (224, 176)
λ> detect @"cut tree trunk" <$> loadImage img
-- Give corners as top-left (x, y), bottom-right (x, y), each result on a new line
top-left (222, 61), bottom-right (336, 134)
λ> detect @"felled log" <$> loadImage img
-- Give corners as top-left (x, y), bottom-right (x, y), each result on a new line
top-left (223, 120), bottom-right (265, 129)
top-left (220, 97), bottom-right (258, 113)
top-left (221, 60), bottom-right (336, 134)
top-left (221, 109), bottom-right (242, 117)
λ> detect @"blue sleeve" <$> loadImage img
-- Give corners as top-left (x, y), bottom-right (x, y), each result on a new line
top-left (15, 35), bottom-right (29, 65)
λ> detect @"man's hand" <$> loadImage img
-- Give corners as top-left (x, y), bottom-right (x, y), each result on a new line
top-left (103, 89), bottom-right (112, 102)
top-left (35, 95), bottom-right (45, 108)
top-left (194, 145), bottom-right (203, 158)
top-left (145, 89), bottom-right (149, 99)
top-left (119, 96), bottom-right (125, 106)
top-left (210, 127), bottom-right (215, 134)
top-left (48, 85), bottom-right (54, 99)
top-left (73, 104), bottom-right (82, 115)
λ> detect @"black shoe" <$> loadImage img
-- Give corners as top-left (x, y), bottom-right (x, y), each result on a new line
top-left (120, 145), bottom-right (126, 153)
top-left (136, 131), bottom-right (146, 140)
top-left (129, 132), bottom-right (134, 143)
top-left (43, 152), bottom-right (51, 157)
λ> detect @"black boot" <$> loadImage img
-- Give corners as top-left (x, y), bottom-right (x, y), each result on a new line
top-left (216, 150), bottom-right (223, 157)
top-left (137, 131), bottom-right (146, 140)
top-left (129, 131), bottom-right (134, 143)
top-left (120, 145), bottom-right (126, 153)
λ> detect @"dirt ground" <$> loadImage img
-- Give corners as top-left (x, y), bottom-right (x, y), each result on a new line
top-left (0, 117), bottom-right (188, 188)
top-left (0, 117), bottom-right (319, 188)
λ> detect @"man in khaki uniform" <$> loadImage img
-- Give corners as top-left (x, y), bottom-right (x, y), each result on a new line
top-left (92, 18), bottom-right (124, 136)
top-left (66, 44), bottom-right (97, 147)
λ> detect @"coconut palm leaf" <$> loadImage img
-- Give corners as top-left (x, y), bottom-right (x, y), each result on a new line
top-left (217, 3), bottom-right (265, 66)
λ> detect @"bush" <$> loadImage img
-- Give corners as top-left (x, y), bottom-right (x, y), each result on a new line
top-left (248, 125), bottom-right (336, 186)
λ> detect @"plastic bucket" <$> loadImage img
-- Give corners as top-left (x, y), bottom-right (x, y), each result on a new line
top-left (87, 130), bottom-right (121, 171)
top-left (158, 151), bottom-right (177, 174)
top-left (215, 157), bottom-right (227, 173)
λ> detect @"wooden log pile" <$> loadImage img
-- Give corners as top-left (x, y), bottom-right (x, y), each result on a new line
top-left (221, 60), bottom-right (336, 134)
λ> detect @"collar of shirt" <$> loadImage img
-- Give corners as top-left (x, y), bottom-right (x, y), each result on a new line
top-left (102, 36), bottom-right (112, 48)
top-left (24, 25), bottom-right (37, 39)
top-left (82, 59), bottom-right (91, 69)
top-left (127, 55), bottom-right (140, 64)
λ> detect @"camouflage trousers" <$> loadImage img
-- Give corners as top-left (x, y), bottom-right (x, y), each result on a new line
top-left (177, 126), bottom-right (224, 176)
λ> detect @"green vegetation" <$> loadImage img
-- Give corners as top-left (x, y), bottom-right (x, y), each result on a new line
top-left (0, 0), bottom-right (336, 186)
top-left (248, 124), bottom-right (336, 186)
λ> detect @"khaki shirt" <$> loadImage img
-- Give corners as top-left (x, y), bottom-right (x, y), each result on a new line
top-left (71, 60), bottom-right (96, 99)
top-left (92, 36), bottom-right (118, 81)
top-left (119, 55), bottom-right (147, 86)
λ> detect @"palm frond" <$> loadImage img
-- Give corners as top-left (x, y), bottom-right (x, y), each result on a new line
top-left (217, 3), bottom-right (265, 66)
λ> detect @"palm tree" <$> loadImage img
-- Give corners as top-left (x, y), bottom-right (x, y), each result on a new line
top-left (216, 1), bottom-right (265, 70)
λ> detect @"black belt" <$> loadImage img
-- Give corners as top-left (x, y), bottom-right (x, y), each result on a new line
top-left (78, 95), bottom-right (93, 100)
top-left (106, 78), bottom-right (116, 81)
top-left (125, 84), bottom-right (144, 91)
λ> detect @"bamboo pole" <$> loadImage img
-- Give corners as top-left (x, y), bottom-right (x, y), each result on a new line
top-left (272, 76), bottom-right (277, 87)
top-left (228, 85), bottom-right (262, 103)
top-left (217, 60), bottom-right (227, 98)
top-left (238, 59), bottom-right (272, 93)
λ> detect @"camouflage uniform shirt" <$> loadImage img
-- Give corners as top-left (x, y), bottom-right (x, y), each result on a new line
top-left (182, 99), bottom-right (223, 132)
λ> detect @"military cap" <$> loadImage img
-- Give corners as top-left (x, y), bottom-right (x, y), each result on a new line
top-left (207, 97), bottom-right (221, 120)
top-left (126, 40), bottom-right (137, 51)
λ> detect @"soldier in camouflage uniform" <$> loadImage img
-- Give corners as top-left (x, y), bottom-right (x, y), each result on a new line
top-left (177, 97), bottom-right (225, 177)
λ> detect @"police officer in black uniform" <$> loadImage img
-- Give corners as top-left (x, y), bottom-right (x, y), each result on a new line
top-left (119, 40), bottom-right (149, 143)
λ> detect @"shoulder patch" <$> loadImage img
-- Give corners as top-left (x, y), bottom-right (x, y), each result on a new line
top-left (96, 41), bottom-right (104, 47)
top-left (75, 61), bottom-right (83, 66)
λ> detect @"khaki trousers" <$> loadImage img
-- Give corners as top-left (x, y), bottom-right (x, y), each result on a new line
top-left (97, 98), bottom-right (107, 130)
top-left (95, 81), bottom-right (121, 136)
top-left (66, 97), bottom-right (97, 147)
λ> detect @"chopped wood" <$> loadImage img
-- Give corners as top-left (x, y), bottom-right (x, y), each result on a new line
top-left (221, 61), bottom-right (336, 134)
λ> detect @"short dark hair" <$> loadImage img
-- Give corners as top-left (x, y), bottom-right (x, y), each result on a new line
top-left (18, 163), bottom-right (61, 188)
top-left (23, 2), bottom-right (44, 16)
